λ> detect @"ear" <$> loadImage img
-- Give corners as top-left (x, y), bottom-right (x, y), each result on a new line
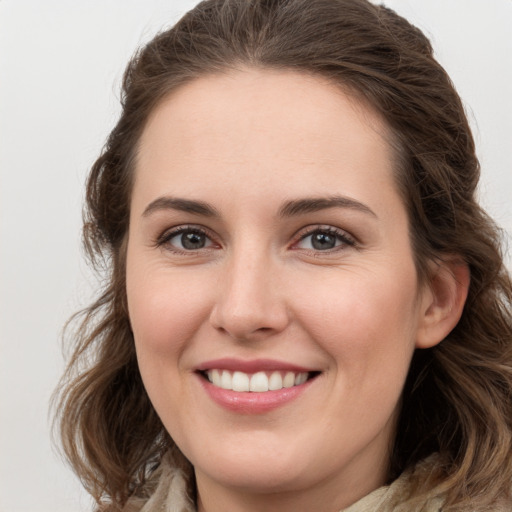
top-left (415, 257), bottom-right (470, 349)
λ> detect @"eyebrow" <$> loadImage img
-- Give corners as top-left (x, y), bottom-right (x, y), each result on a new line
top-left (279, 196), bottom-right (377, 218)
top-left (142, 194), bottom-right (376, 219)
top-left (142, 197), bottom-right (219, 218)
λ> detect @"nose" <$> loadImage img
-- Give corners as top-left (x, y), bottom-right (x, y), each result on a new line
top-left (209, 249), bottom-right (290, 341)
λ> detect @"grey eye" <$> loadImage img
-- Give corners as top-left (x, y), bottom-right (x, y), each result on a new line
top-left (296, 229), bottom-right (350, 251)
top-left (165, 229), bottom-right (213, 251)
top-left (181, 231), bottom-right (207, 250)
top-left (310, 232), bottom-right (337, 250)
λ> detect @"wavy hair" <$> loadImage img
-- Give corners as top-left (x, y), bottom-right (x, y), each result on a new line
top-left (53, 0), bottom-right (512, 510)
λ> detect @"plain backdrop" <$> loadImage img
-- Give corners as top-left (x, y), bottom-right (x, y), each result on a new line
top-left (0, 1), bottom-right (511, 511)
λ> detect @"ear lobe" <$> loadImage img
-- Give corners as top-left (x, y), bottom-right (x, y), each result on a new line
top-left (415, 258), bottom-right (470, 349)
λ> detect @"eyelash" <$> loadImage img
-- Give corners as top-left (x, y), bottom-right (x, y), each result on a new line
top-left (155, 225), bottom-right (356, 254)
top-left (292, 226), bottom-right (356, 253)
top-left (155, 225), bottom-right (216, 254)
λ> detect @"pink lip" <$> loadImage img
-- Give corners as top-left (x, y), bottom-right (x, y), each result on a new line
top-left (198, 376), bottom-right (315, 414)
top-left (195, 358), bottom-right (313, 373)
top-left (195, 358), bottom-right (318, 414)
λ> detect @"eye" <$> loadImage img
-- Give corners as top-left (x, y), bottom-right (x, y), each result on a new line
top-left (158, 226), bottom-right (215, 252)
top-left (294, 227), bottom-right (355, 251)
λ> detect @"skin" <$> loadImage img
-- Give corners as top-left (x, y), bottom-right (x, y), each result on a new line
top-left (126, 69), bottom-right (468, 512)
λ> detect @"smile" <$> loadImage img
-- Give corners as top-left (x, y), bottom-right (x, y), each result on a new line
top-left (196, 359), bottom-right (320, 412)
top-left (205, 369), bottom-right (310, 392)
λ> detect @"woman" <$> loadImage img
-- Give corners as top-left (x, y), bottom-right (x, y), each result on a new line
top-left (54, 0), bottom-right (512, 510)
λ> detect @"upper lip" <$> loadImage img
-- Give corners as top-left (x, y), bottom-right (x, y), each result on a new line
top-left (195, 358), bottom-right (316, 373)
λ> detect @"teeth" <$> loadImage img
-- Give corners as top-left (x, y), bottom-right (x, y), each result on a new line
top-left (206, 369), bottom-right (310, 392)
top-left (220, 370), bottom-right (232, 390)
top-left (283, 371), bottom-right (295, 388)
top-left (232, 371), bottom-right (250, 392)
top-left (250, 371), bottom-right (269, 392)
top-left (295, 372), bottom-right (308, 385)
top-left (268, 372), bottom-right (283, 391)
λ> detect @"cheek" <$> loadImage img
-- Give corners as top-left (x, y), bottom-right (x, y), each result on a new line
top-left (126, 263), bottom-right (215, 429)
top-left (293, 265), bottom-right (420, 380)
top-left (126, 263), bottom-right (212, 362)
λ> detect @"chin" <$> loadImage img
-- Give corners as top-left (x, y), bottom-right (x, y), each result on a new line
top-left (197, 458), bottom-right (309, 494)
top-left (185, 434), bottom-right (314, 493)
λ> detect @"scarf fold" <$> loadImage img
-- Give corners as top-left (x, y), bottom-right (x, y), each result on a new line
top-left (342, 455), bottom-right (444, 512)
top-left (138, 453), bottom-right (195, 512)
top-left (127, 453), bottom-right (507, 511)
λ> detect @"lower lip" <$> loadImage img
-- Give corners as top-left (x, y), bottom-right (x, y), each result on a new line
top-left (198, 375), bottom-right (314, 414)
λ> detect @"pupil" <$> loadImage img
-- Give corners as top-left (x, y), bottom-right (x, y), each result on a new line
top-left (312, 232), bottom-right (335, 250)
top-left (182, 232), bottom-right (205, 250)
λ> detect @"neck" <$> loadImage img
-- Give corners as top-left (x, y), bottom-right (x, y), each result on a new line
top-left (195, 455), bottom-right (388, 512)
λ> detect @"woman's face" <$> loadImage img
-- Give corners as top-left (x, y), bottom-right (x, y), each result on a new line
top-left (126, 69), bottom-right (433, 506)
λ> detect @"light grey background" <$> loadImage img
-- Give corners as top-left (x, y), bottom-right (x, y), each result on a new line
top-left (1, 1), bottom-right (510, 511)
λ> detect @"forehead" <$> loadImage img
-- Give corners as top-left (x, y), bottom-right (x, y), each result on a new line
top-left (133, 68), bottom-right (398, 215)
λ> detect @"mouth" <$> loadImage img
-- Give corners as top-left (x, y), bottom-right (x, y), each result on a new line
top-left (195, 358), bottom-right (321, 412)
top-left (197, 369), bottom-right (321, 393)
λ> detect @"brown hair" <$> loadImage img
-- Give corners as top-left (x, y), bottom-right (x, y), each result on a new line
top-left (53, 0), bottom-right (512, 510)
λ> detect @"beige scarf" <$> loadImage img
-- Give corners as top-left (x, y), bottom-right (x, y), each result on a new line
top-left (130, 453), bottom-right (506, 512)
